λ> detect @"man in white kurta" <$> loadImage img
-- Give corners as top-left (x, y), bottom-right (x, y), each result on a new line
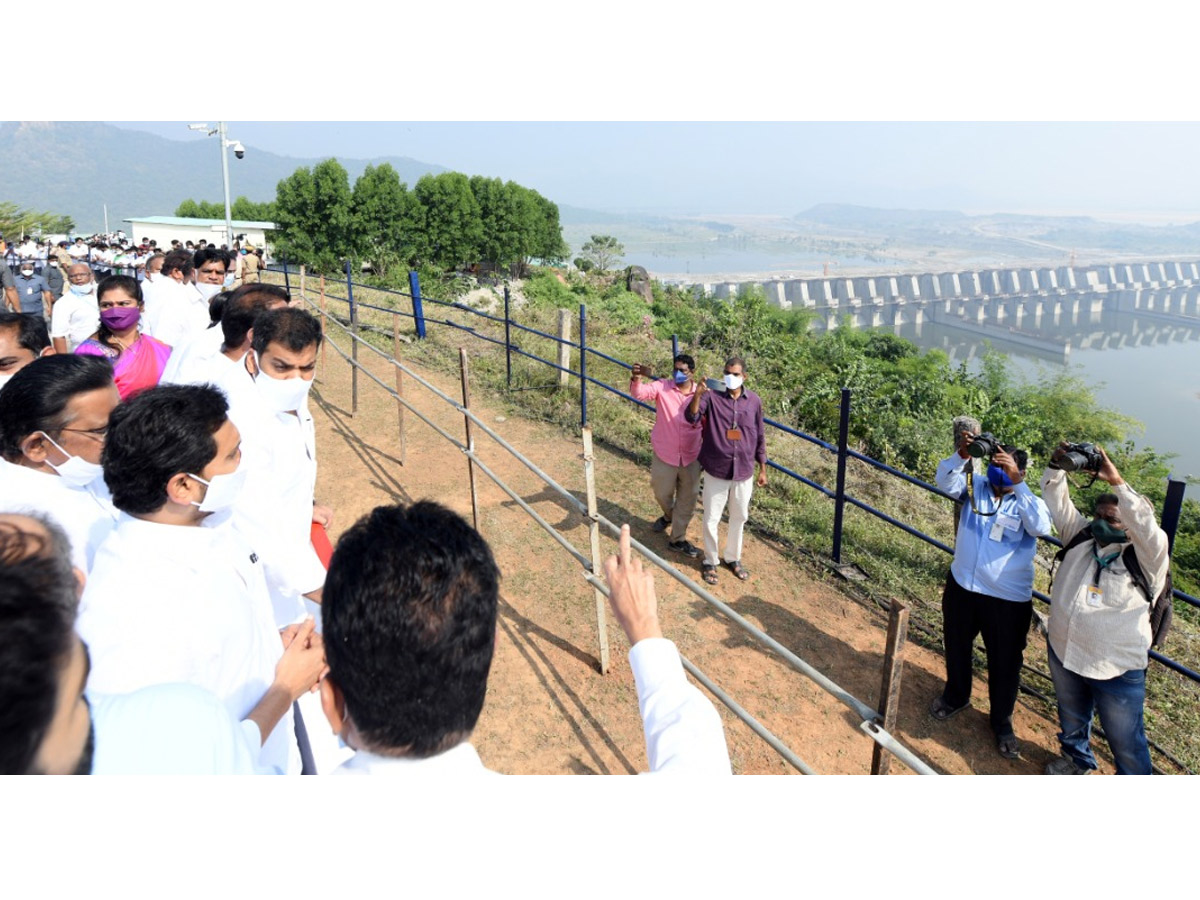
top-left (74, 383), bottom-right (311, 774)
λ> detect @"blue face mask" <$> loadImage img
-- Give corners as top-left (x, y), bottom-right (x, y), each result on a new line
top-left (673, 370), bottom-right (689, 384)
top-left (986, 464), bottom-right (1014, 489)
top-left (223, 272), bottom-right (235, 287)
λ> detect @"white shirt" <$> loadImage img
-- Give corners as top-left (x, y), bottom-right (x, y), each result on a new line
top-left (151, 281), bottom-right (212, 350)
top-left (89, 683), bottom-right (261, 775)
top-left (331, 638), bottom-right (731, 775)
top-left (158, 323), bottom-right (230, 386)
top-left (76, 513), bottom-right (298, 774)
top-left (50, 290), bottom-right (100, 351)
top-left (0, 458), bottom-right (117, 573)
top-left (139, 275), bottom-right (169, 335)
top-left (224, 361), bottom-right (326, 627)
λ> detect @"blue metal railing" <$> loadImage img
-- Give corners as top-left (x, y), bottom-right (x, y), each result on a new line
top-left (270, 261), bottom-right (1200, 687)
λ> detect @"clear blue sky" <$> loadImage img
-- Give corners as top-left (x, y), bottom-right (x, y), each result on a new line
top-left (111, 122), bottom-right (1200, 222)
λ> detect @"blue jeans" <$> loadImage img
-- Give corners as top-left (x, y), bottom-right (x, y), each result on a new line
top-left (1047, 641), bottom-right (1151, 775)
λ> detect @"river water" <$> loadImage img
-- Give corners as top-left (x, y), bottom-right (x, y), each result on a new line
top-left (855, 308), bottom-right (1200, 480)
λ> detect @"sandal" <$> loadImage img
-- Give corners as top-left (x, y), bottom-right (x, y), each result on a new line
top-left (929, 695), bottom-right (969, 721)
top-left (996, 734), bottom-right (1021, 760)
top-left (701, 563), bottom-right (718, 585)
top-left (725, 560), bottom-right (750, 581)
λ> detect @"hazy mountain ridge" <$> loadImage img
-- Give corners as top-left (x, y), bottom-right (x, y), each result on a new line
top-left (0, 121), bottom-right (448, 232)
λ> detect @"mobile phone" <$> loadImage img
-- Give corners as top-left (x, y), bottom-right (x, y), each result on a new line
top-left (705, 377), bottom-right (726, 393)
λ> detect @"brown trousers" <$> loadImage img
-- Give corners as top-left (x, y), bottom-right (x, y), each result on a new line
top-left (650, 455), bottom-right (701, 542)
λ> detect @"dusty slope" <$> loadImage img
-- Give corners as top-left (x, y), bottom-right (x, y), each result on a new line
top-left (311, 329), bottom-right (1092, 775)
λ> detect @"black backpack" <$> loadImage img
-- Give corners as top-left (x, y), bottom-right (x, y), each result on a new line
top-left (1050, 523), bottom-right (1173, 649)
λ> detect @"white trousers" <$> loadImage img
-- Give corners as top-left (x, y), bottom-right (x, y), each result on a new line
top-left (701, 473), bottom-right (754, 566)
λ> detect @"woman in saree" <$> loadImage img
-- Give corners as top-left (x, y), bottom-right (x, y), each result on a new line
top-left (74, 275), bottom-right (172, 400)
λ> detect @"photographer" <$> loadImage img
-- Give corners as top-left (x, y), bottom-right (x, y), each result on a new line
top-left (1040, 444), bottom-right (1167, 775)
top-left (930, 431), bottom-right (1051, 761)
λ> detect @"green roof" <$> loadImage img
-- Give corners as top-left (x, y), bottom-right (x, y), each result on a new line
top-left (122, 216), bottom-right (276, 229)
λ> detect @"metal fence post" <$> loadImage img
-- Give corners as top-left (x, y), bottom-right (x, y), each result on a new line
top-left (408, 270), bottom-right (426, 339)
top-left (1163, 478), bottom-right (1187, 551)
top-left (582, 426), bottom-right (611, 674)
top-left (282, 256), bottom-right (291, 295)
top-left (579, 303), bottom-right (588, 428)
top-left (871, 598), bottom-right (910, 775)
top-left (459, 349), bottom-right (480, 531)
top-left (832, 387), bottom-right (851, 563)
top-left (345, 259), bottom-right (358, 416)
top-left (671, 334), bottom-right (679, 361)
top-left (504, 285), bottom-right (513, 389)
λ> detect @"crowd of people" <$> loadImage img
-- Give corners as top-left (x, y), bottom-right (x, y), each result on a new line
top-left (0, 242), bottom-right (732, 776)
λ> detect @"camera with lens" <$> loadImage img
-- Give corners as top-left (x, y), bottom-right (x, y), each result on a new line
top-left (966, 432), bottom-right (1002, 459)
top-left (1054, 441), bottom-right (1103, 473)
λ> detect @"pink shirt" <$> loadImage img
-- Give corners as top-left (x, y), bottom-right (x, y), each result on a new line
top-left (630, 377), bottom-right (703, 467)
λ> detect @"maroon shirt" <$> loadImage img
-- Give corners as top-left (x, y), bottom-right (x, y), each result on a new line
top-left (685, 388), bottom-right (766, 482)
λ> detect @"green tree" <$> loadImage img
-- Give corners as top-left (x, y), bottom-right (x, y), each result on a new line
top-left (273, 159), bottom-right (356, 272)
top-left (351, 163), bottom-right (420, 280)
top-left (412, 172), bottom-right (484, 271)
top-left (0, 201), bottom-right (72, 237)
top-left (530, 191), bottom-right (569, 266)
top-left (579, 234), bottom-right (624, 272)
top-left (470, 176), bottom-right (523, 271)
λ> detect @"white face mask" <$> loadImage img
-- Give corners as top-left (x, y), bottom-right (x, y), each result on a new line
top-left (0, 373), bottom-right (12, 392)
top-left (38, 432), bottom-right (105, 489)
top-left (254, 353), bottom-right (314, 412)
top-left (195, 282), bottom-right (223, 301)
top-left (70, 281), bottom-right (95, 296)
top-left (187, 467), bottom-right (247, 514)
top-left (723, 373), bottom-right (745, 391)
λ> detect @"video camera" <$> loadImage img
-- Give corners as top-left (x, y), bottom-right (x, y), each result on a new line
top-left (1051, 441), bottom-right (1103, 473)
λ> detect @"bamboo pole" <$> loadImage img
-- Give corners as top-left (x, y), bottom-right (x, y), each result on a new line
top-left (581, 426), bottom-right (611, 674)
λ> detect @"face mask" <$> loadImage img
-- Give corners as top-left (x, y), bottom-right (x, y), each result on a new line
top-left (222, 272), bottom-right (235, 287)
top-left (673, 370), bottom-right (689, 385)
top-left (20, 268), bottom-right (33, 277)
top-left (38, 432), bottom-right (105, 489)
top-left (723, 373), bottom-right (744, 391)
top-left (70, 282), bottom-right (95, 296)
top-left (195, 281), bottom-right (222, 301)
top-left (254, 354), bottom-right (314, 412)
top-left (187, 467), bottom-right (247, 514)
top-left (1091, 519), bottom-right (1129, 545)
top-left (49, 261), bottom-right (59, 267)
top-left (100, 306), bottom-right (141, 331)
top-left (986, 464), bottom-right (1014, 489)
top-left (0, 373), bottom-right (12, 391)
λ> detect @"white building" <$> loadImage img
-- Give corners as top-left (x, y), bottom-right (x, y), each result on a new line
top-left (123, 216), bottom-right (275, 255)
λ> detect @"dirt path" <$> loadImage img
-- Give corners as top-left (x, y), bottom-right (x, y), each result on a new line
top-left (311, 330), bottom-right (1087, 775)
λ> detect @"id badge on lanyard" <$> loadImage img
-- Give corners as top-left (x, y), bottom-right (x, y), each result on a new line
top-left (727, 396), bottom-right (742, 441)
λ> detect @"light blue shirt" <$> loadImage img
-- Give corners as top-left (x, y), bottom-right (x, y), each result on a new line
top-left (936, 452), bottom-right (1052, 603)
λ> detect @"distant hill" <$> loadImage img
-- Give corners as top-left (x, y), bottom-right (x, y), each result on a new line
top-left (0, 121), bottom-right (447, 233)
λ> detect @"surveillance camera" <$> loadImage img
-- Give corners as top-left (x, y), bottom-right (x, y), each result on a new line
top-left (232, 141), bottom-right (246, 160)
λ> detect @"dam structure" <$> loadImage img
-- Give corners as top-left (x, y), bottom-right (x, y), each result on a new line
top-left (687, 260), bottom-right (1200, 359)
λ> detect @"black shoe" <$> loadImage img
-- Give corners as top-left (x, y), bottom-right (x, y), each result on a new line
top-left (651, 516), bottom-right (671, 533)
top-left (668, 539), bottom-right (701, 558)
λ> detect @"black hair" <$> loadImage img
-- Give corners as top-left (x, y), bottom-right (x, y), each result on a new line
top-left (673, 353), bottom-right (695, 371)
top-left (0, 311), bottom-right (51, 355)
top-left (999, 444), bottom-right (1029, 473)
top-left (101, 384), bottom-right (229, 515)
top-left (0, 515), bottom-right (80, 775)
top-left (221, 285), bottom-right (290, 349)
top-left (162, 249), bottom-right (194, 279)
top-left (208, 291), bottom-right (231, 326)
top-left (250, 306), bottom-right (323, 356)
top-left (725, 355), bottom-right (747, 372)
top-left (192, 246), bottom-right (229, 273)
top-left (95, 275), bottom-right (143, 354)
top-left (0, 356), bottom-right (115, 462)
top-left (1095, 493), bottom-right (1120, 511)
top-left (323, 501), bottom-right (501, 758)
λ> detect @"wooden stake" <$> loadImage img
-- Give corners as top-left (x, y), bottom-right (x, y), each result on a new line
top-left (871, 598), bottom-right (910, 775)
top-left (459, 349), bottom-right (479, 531)
top-left (319, 274), bottom-right (328, 380)
top-left (581, 426), bottom-right (611, 675)
top-left (557, 308), bottom-right (572, 389)
top-left (393, 312), bottom-right (406, 465)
